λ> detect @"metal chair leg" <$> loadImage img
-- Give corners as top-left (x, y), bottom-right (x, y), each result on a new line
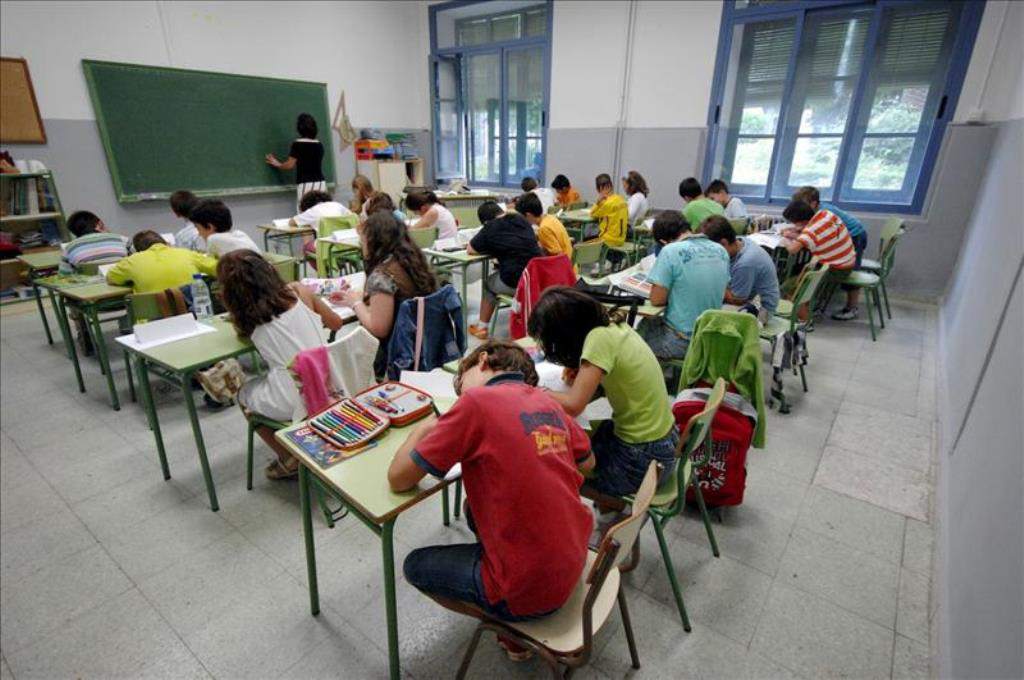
top-left (617, 588), bottom-right (641, 669)
top-left (881, 280), bottom-right (892, 319)
top-left (650, 514), bottom-right (692, 631)
top-left (246, 420), bottom-right (255, 491)
top-left (874, 288), bottom-right (886, 329)
top-left (455, 624), bottom-right (486, 680)
top-left (454, 479), bottom-right (462, 519)
top-left (865, 289), bottom-right (877, 341)
top-left (691, 479), bottom-right (721, 558)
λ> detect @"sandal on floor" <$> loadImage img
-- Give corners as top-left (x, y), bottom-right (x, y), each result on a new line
top-left (265, 459), bottom-right (298, 480)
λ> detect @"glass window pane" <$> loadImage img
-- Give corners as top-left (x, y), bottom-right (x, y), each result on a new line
top-left (740, 86), bottom-right (783, 134)
top-left (525, 7), bottom-right (547, 37)
top-left (852, 137), bottom-right (914, 191)
top-left (505, 47), bottom-right (544, 182)
top-left (466, 53), bottom-right (501, 183)
top-left (732, 138), bottom-right (775, 188)
top-left (799, 80), bottom-right (854, 134)
top-left (788, 137), bottom-right (841, 187)
top-left (458, 18), bottom-right (489, 46)
top-left (491, 14), bottom-right (521, 42)
top-left (866, 84), bottom-right (929, 133)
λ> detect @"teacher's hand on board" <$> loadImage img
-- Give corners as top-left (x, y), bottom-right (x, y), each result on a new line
top-left (265, 153), bottom-right (281, 168)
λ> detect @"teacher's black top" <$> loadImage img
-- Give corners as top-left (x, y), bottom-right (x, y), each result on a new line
top-left (290, 138), bottom-right (325, 184)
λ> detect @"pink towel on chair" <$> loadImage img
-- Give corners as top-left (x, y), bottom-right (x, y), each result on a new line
top-left (291, 346), bottom-right (332, 417)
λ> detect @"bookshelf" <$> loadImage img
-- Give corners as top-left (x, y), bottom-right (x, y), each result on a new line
top-left (0, 171), bottom-right (69, 245)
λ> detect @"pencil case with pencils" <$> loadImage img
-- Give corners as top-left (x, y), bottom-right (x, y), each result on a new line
top-left (353, 382), bottom-right (436, 426)
top-left (308, 399), bottom-right (389, 452)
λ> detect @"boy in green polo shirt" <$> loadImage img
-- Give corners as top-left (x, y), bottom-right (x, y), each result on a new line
top-left (679, 177), bottom-right (725, 230)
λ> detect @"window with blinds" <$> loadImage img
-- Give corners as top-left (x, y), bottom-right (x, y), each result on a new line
top-left (705, 0), bottom-right (982, 213)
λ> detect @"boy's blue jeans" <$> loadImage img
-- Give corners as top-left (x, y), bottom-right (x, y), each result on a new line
top-left (403, 543), bottom-right (554, 623)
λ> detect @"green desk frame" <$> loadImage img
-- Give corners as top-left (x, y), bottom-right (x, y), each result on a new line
top-left (119, 315), bottom-right (256, 511)
top-left (275, 404), bottom-right (457, 680)
top-left (16, 251), bottom-right (62, 345)
top-left (422, 248), bottom-right (490, 331)
top-left (559, 208), bottom-right (597, 242)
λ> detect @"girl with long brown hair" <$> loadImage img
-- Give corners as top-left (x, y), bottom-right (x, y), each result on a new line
top-left (622, 170), bottom-right (650, 225)
top-left (218, 250), bottom-right (344, 478)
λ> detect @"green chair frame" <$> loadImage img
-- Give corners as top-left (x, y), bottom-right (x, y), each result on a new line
top-left (408, 225), bottom-right (438, 250)
top-left (760, 264), bottom-right (830, 412)
top-left (729, 217), bottom-right (751, 236)
top-left (839, 236), bottom-right (900, 341)
top-left (622, 378), bottom-right (726, 631)
top-left (312, 215), bottom-right (360, 276)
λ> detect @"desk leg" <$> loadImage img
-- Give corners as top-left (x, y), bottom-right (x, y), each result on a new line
top-left (87, 304), bottom-right (121, 411)
top-left (136, 357), bottom-right (170, 480)
top-left (263, 231), bottom-right (270, 251)
top-left (181, 371), bottom-right (219, 511)
top-left (54, 295), bottom-right (86, 393)
top-left (32, 280), bottom-right (54, 345)
top-left (459, 263), bottom-right (470, 332)
top-left (382, 519), bottom-right (400, 680)
top-left (299, 465), bottom-right (320, 616)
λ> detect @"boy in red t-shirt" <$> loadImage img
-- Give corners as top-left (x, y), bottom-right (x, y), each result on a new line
top-left (388, 340), bottom-right (595, 644)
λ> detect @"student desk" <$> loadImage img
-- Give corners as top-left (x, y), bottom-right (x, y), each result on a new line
top-left (559, 208), bottom-right (597, 242)
top-left (121, 315), bottom-right (255, 511)
top-left (274, 402), bottom-right (457, 680)
top-left (421, 248), bottom-right (491, 330)
top-left (16, 250), bottom-right (62, 345)
top-left (257, 223), bottom-right (315, 254)
top-left (37, 275), bottom-right (131, 410)
top-left (314, 236), bottom-right (362, 278)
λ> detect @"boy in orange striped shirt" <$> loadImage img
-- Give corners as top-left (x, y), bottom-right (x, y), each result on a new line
top-left (781, 200), bottom-right (860, 317)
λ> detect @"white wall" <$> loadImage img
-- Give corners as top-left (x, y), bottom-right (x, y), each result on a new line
top-left (0, 0), bottom-right (431, 128)
top-left (953, 0), bottom-right (1024, 123)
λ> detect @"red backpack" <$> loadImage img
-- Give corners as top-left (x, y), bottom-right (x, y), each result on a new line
top-left (673, 387), bottom-right (757, 507)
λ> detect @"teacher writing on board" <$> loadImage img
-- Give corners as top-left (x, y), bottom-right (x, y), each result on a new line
top-left (265, 112), bottom-right (326, 209)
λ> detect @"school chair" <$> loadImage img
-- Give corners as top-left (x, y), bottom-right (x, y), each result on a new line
top-left (572, 240), bottom-right (605, 280)
top-left (618, 378), bottom-right (726, 631)
top-left (860, 218), bottom-right (905, 321)
top-left (836, 239), bottom-right (897, 342)
top-left (408, 225), bottom-right (438, 250)
top-left (760, 264), bottom-right (830, 413)
top-left (313, 215), bottom-right (360, 276)
top-left (565, 201), bottom-right (589, 211)
top-left (455, 461), bottom-right (659, 679)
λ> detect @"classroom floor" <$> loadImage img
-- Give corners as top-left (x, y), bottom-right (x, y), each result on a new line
top-left (0, 281), bottom-right (937, 680)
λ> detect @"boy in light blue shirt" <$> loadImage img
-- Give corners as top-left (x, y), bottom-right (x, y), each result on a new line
top-left (702, 215), bottom-right (779, 318)
top-left (639, 212), bottom-right (730, 360)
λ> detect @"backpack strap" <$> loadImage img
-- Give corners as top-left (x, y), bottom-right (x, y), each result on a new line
top-left (156, 287), bottom-right (189, 318)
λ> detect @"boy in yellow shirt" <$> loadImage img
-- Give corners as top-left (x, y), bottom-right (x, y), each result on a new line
top-left (589, 173), bottom-right (628, 270)
top-left (515, 192), bottom-right (574, 269)
top-left (106, 230), bottom-right (218, 294)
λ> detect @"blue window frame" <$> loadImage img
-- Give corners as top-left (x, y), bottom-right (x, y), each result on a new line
top-left (430, 0), bottom-right (553, 187)
top-left (704, 0), bottom-right (984, 214)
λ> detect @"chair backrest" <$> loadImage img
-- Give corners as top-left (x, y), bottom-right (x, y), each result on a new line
top-left (127, 288), bottom-right (190, 324)
top-left (675, 377), bottom-right (726, 468)
top-left (76, 258), bottom-right (122, 276)
top-left (408, 226), bottom-right (438, 249)
top-left (877, 228), bottom-right (903, 277)
top-left (789, 263), bottom-right (831, 317)
top-left (263, 252), bottom-right (299, 283)
top-left (729, 217), bottom-right (750, 236)
top-left (449, 205), bottom-right (480, 229)
top-left (573, 240), bottom-right (604, 266)
top-left (317, 214), bottom-right (359, 239)
top-left (879, 217), bottom-right (903, 243)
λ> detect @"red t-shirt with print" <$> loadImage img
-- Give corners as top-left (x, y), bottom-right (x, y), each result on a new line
top-left (411, 373), bottom-right (593, 616)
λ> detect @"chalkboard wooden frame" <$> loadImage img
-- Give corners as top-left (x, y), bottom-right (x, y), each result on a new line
top-left (82, 60), bottom-right (336, 203)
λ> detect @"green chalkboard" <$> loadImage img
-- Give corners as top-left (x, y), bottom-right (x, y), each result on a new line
top-left (82, 60), bottom-right (336, 203)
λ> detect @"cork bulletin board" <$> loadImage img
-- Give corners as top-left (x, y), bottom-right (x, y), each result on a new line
top-left (1, 57), bottom-right (47, 143)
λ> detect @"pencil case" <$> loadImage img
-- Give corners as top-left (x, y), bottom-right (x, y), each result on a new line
top-left (308, 398), bottom-right (389, 452)
top-left (353, 382), bottom-right (435, 427)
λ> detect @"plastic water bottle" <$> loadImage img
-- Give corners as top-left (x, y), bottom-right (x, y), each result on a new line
top-left (191, 274), bottom-right (214, 321)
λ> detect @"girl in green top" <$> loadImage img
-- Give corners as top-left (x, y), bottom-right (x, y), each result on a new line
top-left (528, 287), bottom-right (678, 499)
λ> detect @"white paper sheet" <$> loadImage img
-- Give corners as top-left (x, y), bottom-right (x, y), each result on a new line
top-left (272, 218), bottom-right (292, 228)
top-left (160, 232), bottom-right (176, 247)
top-left (748, 232), bottom-right (783, 249)
top-left (98, 263), bottom-right (114, 278)
top-left (535, 361), bottom-right (569, 392)
top-left (399, 369), bottom-right (457, 400)
top-left (116, 317), bottom-right (217, 351)
top-left (331, 230), bottom-right (361, 246)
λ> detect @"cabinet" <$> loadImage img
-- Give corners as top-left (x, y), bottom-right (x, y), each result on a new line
top-left (356, 159), bottom-right (424, 206)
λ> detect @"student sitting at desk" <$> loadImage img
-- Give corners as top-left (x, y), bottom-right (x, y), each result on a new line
top-left (170, 190), bottom-right (205, 252)
top-left (792, 185), bottom-right (867, 321)
top-left (520, 176), bottom-right (555, 213)
top-left (528, 287), bottom-right (677, 534)
top-left (551, 174), bottom-right (582, 208)
top-left (191, 200), bottom-right (261, 257)
top-left (466, 201), bottom-right (541, 340)
top-left (623, 170), bottom-right (650, 225)
top-left (218, 250), bottom-right (344, 479)
top-left (64, 210), bottom-right (128, 268)
top-left (105, 230), bottom-right (218, 294)
top-left (638, 212), bottom-right (730, 361)
top-left (330, 211), bottom-right (438, 377)
top-left (405, 191), bottom-right (458, 240)
top-left (349, 174), bottom-right (374, 217)
top-left (389, 340), bottom-right (594, 662)
top-left (291, 189), bottom-right (353, 264)
top-left (514, 192), bottom-right (573, 264)
top-left (589, 173), bottom-right (629, 268)
top-left (679, 177), bottom-right (725, 230)
top-left (706, 179), bottom-right (748, 220)
top-left (702, 215), bottom-right (780, 320)
top-left (781, 199), bottom-right (857, 314)
top-left (362, 191), bottom-right (407, 223)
